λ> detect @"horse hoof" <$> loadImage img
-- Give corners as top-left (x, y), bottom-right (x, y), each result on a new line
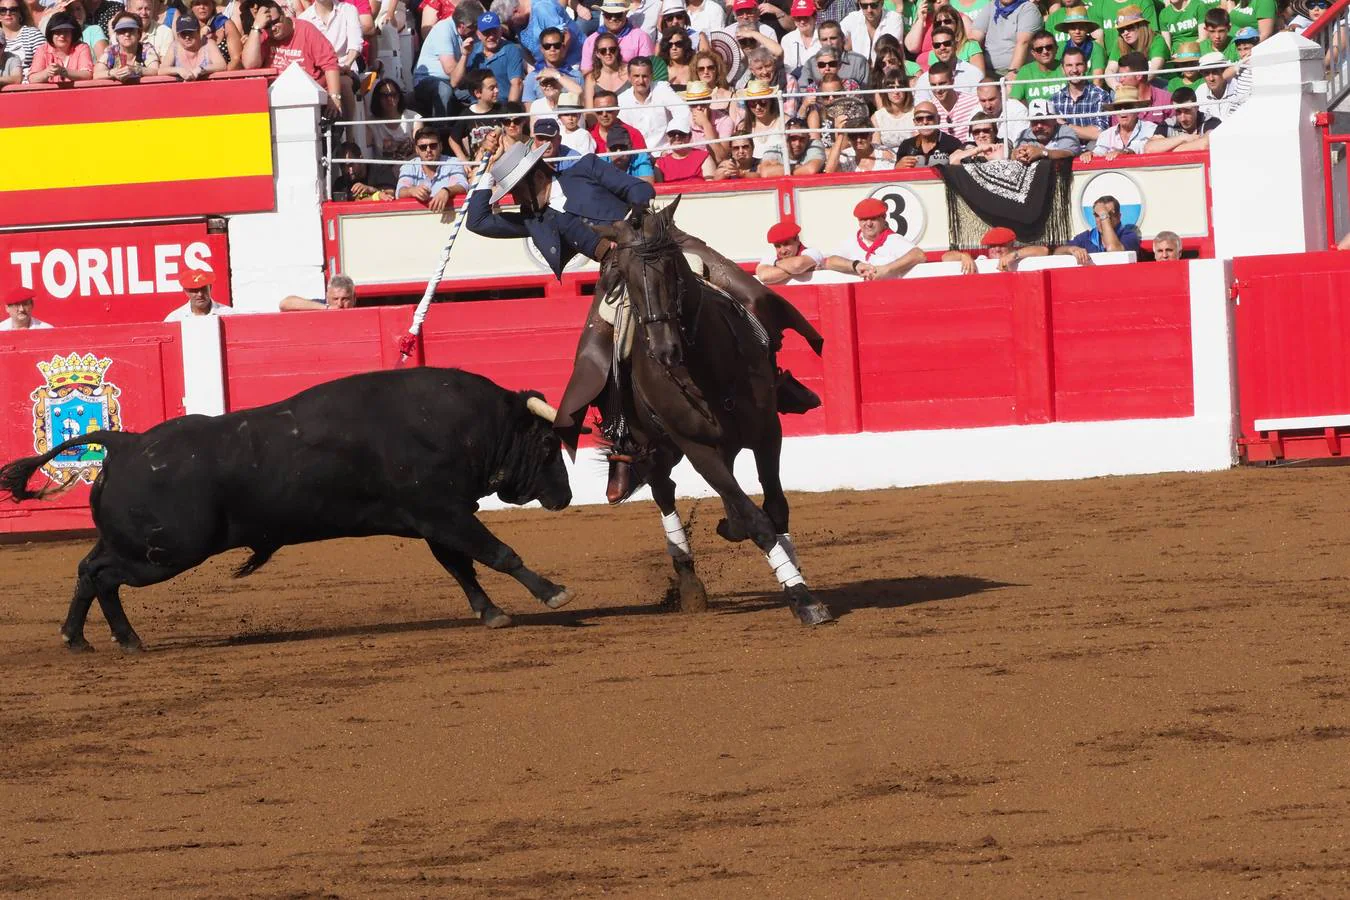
top-left (480, 607), bottom-right (513, 629)
top-left (118, 637), bottom-right (146, 653)
top-left (64, 637), bottom-right (95, 653)
top-left (544, 588), bottom-right (573, 610)
top-left (792, 601), bottom-right (834, 626)
top-left (678, 573), bottom-right (710, 614)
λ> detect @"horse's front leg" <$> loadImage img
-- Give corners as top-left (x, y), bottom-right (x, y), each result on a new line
top-left (679, 442), bottom-right (832, 627)
top-left (650, 464), bottom-right (709, 613)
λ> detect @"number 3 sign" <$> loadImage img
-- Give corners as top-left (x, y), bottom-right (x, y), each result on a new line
top-left (866, 185), bottom-right (927, 243)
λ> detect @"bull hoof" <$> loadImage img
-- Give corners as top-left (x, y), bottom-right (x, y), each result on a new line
top-left (716, 517), bottom-right (749, 543)
top-left (479, 606), bottom-right (513, 629)
top-left (63, 636), bottom-right (95, 653)
top-left (543, 588), bottom-right (573, 610)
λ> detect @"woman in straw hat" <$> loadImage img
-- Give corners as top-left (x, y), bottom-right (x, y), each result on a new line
top-left (1083, 83), bottom-right (1158, 158)
top-left (741, 78), bottom-right (787, 164)
top-left (682, 79), bottom-right (731, 161)
top-left (1105, 4), bottom-right (1166, 74)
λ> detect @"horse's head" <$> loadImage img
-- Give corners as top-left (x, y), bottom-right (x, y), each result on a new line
top-left (593, 197), bottom-right (687, 370)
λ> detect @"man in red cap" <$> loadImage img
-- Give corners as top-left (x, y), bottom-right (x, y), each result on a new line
top-left (1, 289), bottom-right (54, 331)
top-left (824, 197), bottom-right (925, 280)
top-left (756, 220), bottom-right (825, 285)
top-left (941, 226), bottom-right (1048, 273)
top-left (164, 269), bottom-right (236, 322)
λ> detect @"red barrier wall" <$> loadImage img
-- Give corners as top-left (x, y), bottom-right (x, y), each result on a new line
top-left (0, 324), bottom-right (185, 534)
top-left (1234, 250), bottom-right (1350, 460)
top-left (2, 264), bottom-right (1198, 536)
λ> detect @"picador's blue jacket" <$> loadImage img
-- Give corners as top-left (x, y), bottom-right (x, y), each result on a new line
top-left (465, 154), bottom-right (657, 279)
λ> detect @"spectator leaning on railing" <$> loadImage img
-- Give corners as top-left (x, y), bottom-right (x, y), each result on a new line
top-left (0, 30), bottom-right (21, 82)
top-left (161, 12), bottom-right (225, 80)
top-left (756, 220), bottom-right (825, 285)
top-left (396, 130), bottom-right (470, 212)
top-left (1144, 85), bottom-right (1218, 152)
top-left (242, 0), bottom-right (341, 114)
top-left (1012, 99), bottom-right (1084, 160)
top-left (943, 226), bottom-right (1049, 273)
top-left (93, 10), bottom-right (157, 80)
top-left (655, 109), bottom-right (715, 182)
top-left (824, 197), bottom-right (925, 281)
top-left (1055, 194), bottom-right (1141, 262)
top-left (0, 0), bottom-right (43, 73)
top-left (331, 140), bottom-right (394, 199)
top-left (1086, 84), bottom-right (1157, 159)
top-left (279, 273), bottom-right (359, 310)
top-left (1052, 46), bottom-right (1111, 141)
top-left (29, 12), bottom-right (93, 82)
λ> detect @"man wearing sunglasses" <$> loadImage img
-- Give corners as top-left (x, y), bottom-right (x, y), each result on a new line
top-left (523, 25), bottom-right (582, 103)
top-left (917, 25), bottom-right (981, 90)
top-left (801, 19), bottom-right (869, 87)
top-left (914, 61), bottom-right (979, 141)
top-left (1009, 28), bottom-right (1064, 105)
top-left (839, 0), bottom-right (900, 62)
top-left (581, 0), bottom-right (654, 73)
top-left (396, 132), bottom-right (471, 212)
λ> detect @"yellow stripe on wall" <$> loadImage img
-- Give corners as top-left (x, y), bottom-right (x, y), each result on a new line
top-left (4, 112), bottom-right (272, 193)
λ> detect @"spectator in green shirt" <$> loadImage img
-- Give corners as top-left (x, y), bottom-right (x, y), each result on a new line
top-left (1199, 7), bottom-right (1240, 62)
top-left (1164, 40), bottom-right (1203, 93)
top-left (1010, 28), bottom-right (1065, 104)
top-left (1105, 4), bottom-right (1166, 74)
top-left (1226, 0), bottom-right (1276, 41)
top-left (1053, 4), bottom-right (1105, 76)
top-left (1090, 0), bottom-right (1157, 46)
top-left (1158, 0), bottom-right (1205, 51)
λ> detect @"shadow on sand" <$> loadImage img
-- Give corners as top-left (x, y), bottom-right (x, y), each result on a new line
top-left (158, 573), bottom-right (1014, 651)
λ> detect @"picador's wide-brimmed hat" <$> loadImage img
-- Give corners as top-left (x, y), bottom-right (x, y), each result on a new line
top-left (489, 142), bottom-right (551, 205)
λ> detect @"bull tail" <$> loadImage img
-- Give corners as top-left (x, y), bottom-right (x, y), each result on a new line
top-left (232, 546), bottom-right (278, 579)
top-left (0, 431), bottom-right (135, 502)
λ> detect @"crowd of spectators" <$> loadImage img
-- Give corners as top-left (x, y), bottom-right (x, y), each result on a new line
top-left (0, 0), bottom-right (1315, 206)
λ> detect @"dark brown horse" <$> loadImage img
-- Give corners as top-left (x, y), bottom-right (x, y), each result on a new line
top-left (592, 199), bottom-right (833, 626)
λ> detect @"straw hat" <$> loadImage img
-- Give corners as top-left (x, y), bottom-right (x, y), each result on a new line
top-left (740, 79), bottom-right (778, 100)
top-left (597, 0), bottom-right (630, 15)
top-left (1113, 4), bottom-right (1147, 29)
top-left (1198, 50), bottom-right (1229, 69)
top-left (488, 142), bottom-right (551, 205)
top-left (1105, 83), bottom-right (1148, 110)
top-left (681, 79), bottom-right (712, 100)
top-left (1170, 41), bottom-right (1202, 63)
top-left (1055, 7), bottom-right (1094, 31)
top-left (557, 91), bottom-right (583, 111)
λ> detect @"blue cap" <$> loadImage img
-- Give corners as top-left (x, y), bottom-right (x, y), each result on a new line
top-left (477, 11), bottom-right (501, 31)
top-left (532, 117), bottom-right (560, 137)
top-left (1234, 25), bottom-right (1259, 42)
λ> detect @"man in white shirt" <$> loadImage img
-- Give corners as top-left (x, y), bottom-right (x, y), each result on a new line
top-left (824, 197), bottom-right (925, 280)
top-left (1193, 50), bottom-right (1232, 123)
top-left (685, 0), bottom-right (726, 35)
top-left (756, 220), bottom-right (826, 284)
top-left (164, 269), bottom-right (237, 322)
top-left (618, 56), bottom-right (687, 149)
top-left (839, 0), bottom-right (901, 62)
top-left (1089, 85), bottom-right (1159, 158)
top-left (0, 290), bottom-right (55, 330)
top-left (961, 80), bottom-right (1029, 141)
top-left (299, 0), bottom-right (364, 119)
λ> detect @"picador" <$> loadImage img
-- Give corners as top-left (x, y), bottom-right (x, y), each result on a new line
top-left (465, 141), bottom-right (824, 499)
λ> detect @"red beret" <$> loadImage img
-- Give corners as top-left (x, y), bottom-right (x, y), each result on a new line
top-left (4, 287), bottom-right (35, 306)
top-left (177, 268), bottom-right (216, 290)
top-left (982, 226), bottom-right (1017, 247)
top-left (853, 197), bottom-right (887, 220)
top-left (766, 220), bottom-right (801, 244)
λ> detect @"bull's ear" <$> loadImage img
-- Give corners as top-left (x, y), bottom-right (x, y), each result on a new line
top-left (658, 195), bottom-right (682, 227)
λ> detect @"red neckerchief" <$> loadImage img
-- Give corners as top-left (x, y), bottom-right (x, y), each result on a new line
top-left (856, 228), bottom-right (893, 261)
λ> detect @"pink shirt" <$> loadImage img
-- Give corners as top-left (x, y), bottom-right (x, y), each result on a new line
top-left (265, 18), bottom-right (339, 83)
top-left (580, 24), bottom-right (654, 74)
top-left (31, 42), bottom-right (93, 81)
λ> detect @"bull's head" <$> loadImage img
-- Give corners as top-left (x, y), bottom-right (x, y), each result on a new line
top-left (495, 393), bottom-right (572, 511)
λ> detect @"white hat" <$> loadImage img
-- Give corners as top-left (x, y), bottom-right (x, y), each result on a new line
top-left (666, 107), bottom-right (692, 134)
top-left (1198, 50), bottom-right (1228, 69)
top-left (661, 0), bottom-right (688, 14)
top-left (489, 142), bottom-right (552, 205)
top-left (556, 91), bottom-right (583, 111)
top-left (597, 0), bottom-right (630, 15)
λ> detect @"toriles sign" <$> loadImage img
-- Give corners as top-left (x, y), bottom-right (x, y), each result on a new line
top-left (1, 222), bottom-right (230, 325)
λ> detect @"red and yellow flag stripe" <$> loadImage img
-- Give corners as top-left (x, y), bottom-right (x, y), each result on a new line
top-left (0, 79), bottom-right (274, 228)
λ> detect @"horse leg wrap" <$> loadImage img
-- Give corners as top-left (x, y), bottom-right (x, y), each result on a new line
top-left (662, 511), bottom-right (692, 560)
top-left (766, 541), bottom-right (806, 588)
top-left (777, 533), bottom-right (800, 569)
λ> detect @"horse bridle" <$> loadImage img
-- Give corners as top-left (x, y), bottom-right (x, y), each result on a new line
top-left (614, 236), bottom-right (685, 329)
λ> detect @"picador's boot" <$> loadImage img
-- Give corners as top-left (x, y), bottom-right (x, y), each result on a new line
top-left (776, 368), bottom-right (821, 414)
top-left (553, 315), bottom-right (617, 457)
top-left (604, 433), bottom-right (637, 504)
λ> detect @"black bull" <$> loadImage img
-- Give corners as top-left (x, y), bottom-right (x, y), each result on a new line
top-left (0, 368), bottom-right (574, 650)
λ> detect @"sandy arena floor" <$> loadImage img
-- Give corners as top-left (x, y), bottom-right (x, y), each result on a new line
top-left (1, 467), bottom-right (1349, 897)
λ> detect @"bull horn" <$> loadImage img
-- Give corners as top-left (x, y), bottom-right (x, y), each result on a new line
top-left (526, 397), bottom-right (557, 423)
